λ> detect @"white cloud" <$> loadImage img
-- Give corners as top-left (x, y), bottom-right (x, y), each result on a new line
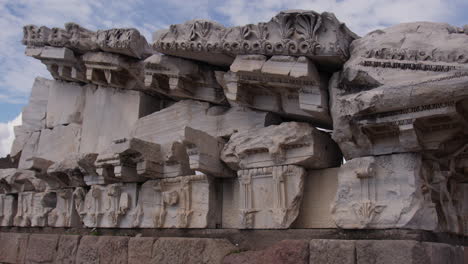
top-left (0, 113), bottom-right (21, 157)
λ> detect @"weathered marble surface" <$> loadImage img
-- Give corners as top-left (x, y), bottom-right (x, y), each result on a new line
top-left (154, 10), bottom-right (358, 69)
top-left (80, 86), bottom-right (163, 154)
top-left (331, 22), bottom-right (468, 159)
top-left (225, 165), bottom-right (305, 229)
top-left (0, 194), bottom-right (16, 226)
top-left (24, 23), bottom-right (151, 58)
top-left (134, 174), bottom-right (220, 228)
top-left (144, 54), bottom-right (227, 104)
top-left (221, 122), bottom-right (341, 170)
top-left (14, 191), bottom-right (56, 227)
top-left (25, 46), bottom-right (87, 83)
top-left (77, 183), bottom-right (138, 228)
top-left (216, 55), bottom-right (332, 127)
top-left (331, 153), bottom-right (438, 230)
top-left (0, 169), bottom-right (46, 194)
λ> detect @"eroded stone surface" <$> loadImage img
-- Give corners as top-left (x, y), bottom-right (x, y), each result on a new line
top-left (25, 234), bottom-right (59, 264)
top-left (237, 165), bottom-right (305, 229)
top-left (223, 240), bottom-right (309, 264)
top-left (309, 239), bottom-right (355, 264)
top-left (152, 237), bottom-right (236, 264)
top-left (331, 153), bottom-right (438, 230)
top-left (0, 232), bottom-right (29, 264)
top-left (216, 55), bottom-right (332, 127)
top-left (128, 237), bottom-right (156, 264)
top-left (14, 191), bottom-right (57, 227)
top-left (55, 235), bottom-right (81, 264)
top-left (134, 174), bottom-right (220, 228)
top-left (144, 54), bottom-right (227, 104)
top-left (331, 22), bottom-right (468, 159)
top-left (221, 122), bottom-right (341, 170)
top-left (78, 183), bottom-right (138, 228)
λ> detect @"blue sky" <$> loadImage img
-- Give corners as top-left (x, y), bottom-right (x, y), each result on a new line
top-left (0, 0), bottom-right (467, 156)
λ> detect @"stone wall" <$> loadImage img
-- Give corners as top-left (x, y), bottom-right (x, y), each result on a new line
top-left (0, 232), bottom-right (464, 264)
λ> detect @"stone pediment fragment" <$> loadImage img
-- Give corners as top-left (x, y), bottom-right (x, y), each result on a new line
top-left (144, 54), bottom-right (227, 104)
top-left (216, 55), bottom-right (332, 127)
top-left (82, 52), bottom-right (144, 90)
top-left (154, 10), bottom-right (358, 69)
top-left (94, 138), bottom-right (163, 183)
top-left (331, 22), bottom-right (468, 159)
top-left (25, 46), bottom-right (87, 83)
top-left (221, 122), bottom-right (341, 170)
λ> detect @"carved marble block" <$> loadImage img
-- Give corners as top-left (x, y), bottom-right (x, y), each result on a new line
top-left (183, 127), bottom-right (234, 178)
top-left (93, 28), bottom-right (150, 59)
top-left (0, 194), bottom-right (16, 226)
top-left (235, 165), bottom-right (305, 229)
top-left (46, 153), bottom-right (98, 188)
top-left (133, 174), bottom-right (220, 228)
top-left (94, 138), bottom-right (162, 184)
top-left (23, 25), bottom-right (51, 46)
top-left (216, 55), bottom-right (332, 127)
top-left (331, 153), bottom-right (438, 230)
top-left (48, 22), bottom-right (99, 52)
top-left (77, 183), bottom-right (138, 228)
top-left (331, 22), bottom-right (468, 159)
top-left (14, 192), bottom-right (56, 227)
top-left (154, 10), bottom-right (358, 69)
top-left (132, 100), bottom-right (279, 144)
top-left (25, 46), bottom-right (87, 83)
top-left (221, 122), bottom-right (341, 170)
top-left (0, 169), bottom-right (46, 194)
top-left (144, 54), bottom-right (227, 104)
top-left (83, 52), bottom-right (144, 90)
top-left (48, 189), bottom-right (82, 227)
top-left (24, 24), bottom-right (150, 59)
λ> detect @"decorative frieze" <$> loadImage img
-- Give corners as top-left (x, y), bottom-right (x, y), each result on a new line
top-left (154, 10), bottom-right (358, 68)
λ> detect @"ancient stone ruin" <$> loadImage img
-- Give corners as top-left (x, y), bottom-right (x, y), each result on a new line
top-left (0, 9), bottom-right (467, 264)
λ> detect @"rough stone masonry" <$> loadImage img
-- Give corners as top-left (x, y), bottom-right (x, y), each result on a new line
top-left (0, 9), bottom-right (467, 264)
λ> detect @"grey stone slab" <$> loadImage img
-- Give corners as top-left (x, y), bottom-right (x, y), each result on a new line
top-left (356, 240), bottom-right (429, 264)
top-left (309, 239), bottom-right (355, 264)
top-left (21, 77), bottom-right (50, 132)
top-left (80, 86), bottom-right (162, 154)
top-left (0, 232), bottom-right (29, 263)
top-left (55, 235), bottom-right (81, 264)
top-left (151, 237), bottom-right (236, 264)
top-left (128, 237), bottom-right (156, 264)
top-left (46, 81), bottom-right (87, 128)
top-left (25, 234), bottom-right (59, 264)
